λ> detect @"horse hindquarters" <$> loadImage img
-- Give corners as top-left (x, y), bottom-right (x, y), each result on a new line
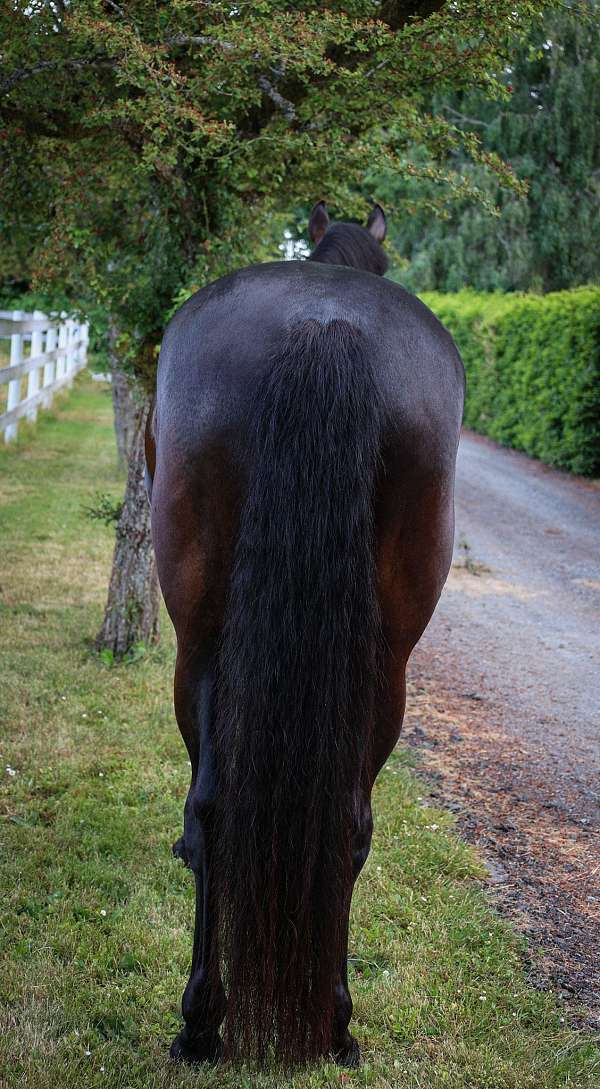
top-left (151, 296), bottom-right (462, 1067)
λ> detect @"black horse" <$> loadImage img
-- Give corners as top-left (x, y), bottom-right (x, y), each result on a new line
top-left (145, 201), bottom-right (464, 1066)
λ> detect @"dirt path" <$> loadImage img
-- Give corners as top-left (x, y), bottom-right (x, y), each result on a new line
top-left (404, 431), bottom-right (600, 1025)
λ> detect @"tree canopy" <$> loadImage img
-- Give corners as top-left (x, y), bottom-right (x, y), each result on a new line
top-left (1, 1), bottom-right (552, 379)
top-left (384, 1), bottom-right (600, 293)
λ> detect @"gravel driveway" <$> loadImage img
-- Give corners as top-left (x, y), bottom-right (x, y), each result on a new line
top-left (404, 430), bottom-right (600, 1024)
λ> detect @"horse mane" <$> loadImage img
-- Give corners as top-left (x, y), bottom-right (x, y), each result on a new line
top-left (308, 222), bottom-right (388, 276)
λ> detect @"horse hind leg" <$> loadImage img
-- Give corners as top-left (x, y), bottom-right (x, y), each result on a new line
top-left (331, 792), bottom-right (374, 1067)
top-left (170, 658), bottom-right (227, 1064)
top-left (171, 856), bottom-right (226, 1064)
top-left (332, 675), bottom-right (406, 1068)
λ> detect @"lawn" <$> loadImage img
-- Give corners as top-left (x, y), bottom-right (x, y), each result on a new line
top-left (0, 376), bottom-right (598, 1089)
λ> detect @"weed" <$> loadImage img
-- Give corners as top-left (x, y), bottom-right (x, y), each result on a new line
top-left (83, 492), bottom-right (123, 527)
top-left (455, 534), bottom-right (490, 576)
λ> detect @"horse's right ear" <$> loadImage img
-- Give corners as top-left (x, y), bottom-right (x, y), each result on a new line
top-left (308, 201), bottom-right (330, 244)
top-left (366, 204), bottom-right (387, 243)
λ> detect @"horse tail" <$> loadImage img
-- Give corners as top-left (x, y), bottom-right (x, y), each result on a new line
top-left (214, 318), bottom-right (383, 1064)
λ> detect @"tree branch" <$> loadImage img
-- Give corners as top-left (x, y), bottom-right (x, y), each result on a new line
top-left (0, 103), bottom-right (137, 146)
top-left (1, 56), bottom-right (115, 96)
top-left (167, 35), bottom-right (297, 122)
top-left (441, 104), bottom-right (495, 128)
top-left (257, 75), bottom-right (296, 122)
top-left (165, 33), bottom-right (235, 52)
top-left (101, 0), bottom-right (142, 39)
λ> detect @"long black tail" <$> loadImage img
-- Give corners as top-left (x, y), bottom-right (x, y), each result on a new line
top-left (214, 319), bottom-right (383, 1064)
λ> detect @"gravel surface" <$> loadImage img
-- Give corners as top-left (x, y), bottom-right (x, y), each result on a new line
top-left (404, 430), bottom-right (600, 1025)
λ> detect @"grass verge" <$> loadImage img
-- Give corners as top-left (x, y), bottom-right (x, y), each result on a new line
top-left (1, 376), bottom-right (599, 1088)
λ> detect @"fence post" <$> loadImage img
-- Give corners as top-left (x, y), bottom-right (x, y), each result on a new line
top-left (66, 318), bottom-right (75, 383)
top-left (5, 310), bottom-right (24, 443)
top-left (42, 321), bottom-right (57, 405)
top-left (56, 317), bottom-right (68, 380)
top-left (26, 309), bottom-right (45, 422)
top-left (80, 321), bottom-right (90, 367)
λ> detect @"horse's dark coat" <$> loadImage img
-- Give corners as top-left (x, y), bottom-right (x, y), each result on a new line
top-left (147, 209), bottom-right (464, 1066)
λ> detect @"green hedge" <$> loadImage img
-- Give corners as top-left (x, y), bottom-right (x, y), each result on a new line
top-left (420, 287), bottom-right (600, 476)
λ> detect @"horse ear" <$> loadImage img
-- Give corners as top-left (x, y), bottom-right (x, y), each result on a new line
top-left (366, 204), bottom-right (386, 243)
top-left (308, 201), bottom-right (330, 244)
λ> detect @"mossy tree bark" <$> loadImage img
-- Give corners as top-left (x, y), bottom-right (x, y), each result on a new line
top-left (96, 396), bottom-right (160, 657)
top-left (111, 367), bottom-right (137, 465)
top-left (108, 320), bottom-right (137, 465)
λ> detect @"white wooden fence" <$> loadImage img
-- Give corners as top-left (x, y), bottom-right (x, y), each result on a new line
top-left (0, 310), bottom-right (89, 442)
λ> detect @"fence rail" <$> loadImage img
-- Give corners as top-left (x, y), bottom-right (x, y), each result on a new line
top-left (0, 310), bottom-right (89, 442)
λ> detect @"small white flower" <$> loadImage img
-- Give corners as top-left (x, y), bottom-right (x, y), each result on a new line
top-left (82, 713), bottom-right (88, 719)
top-left (5, 765), bottom-right (16, 777)
top-left (100, 909), bottom-right (107, 917)
top-left (85, 1049), bottom-right (91, 1056)
top-left (479, 995), bottom-right (486, 1001)
top-left (98, 772), bottom-right (104, 778)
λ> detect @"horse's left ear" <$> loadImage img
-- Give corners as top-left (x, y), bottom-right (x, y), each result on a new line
top-left (366, 204), bottom-right (386, 243)
top-left (308, 201), bottom-right (330, 244)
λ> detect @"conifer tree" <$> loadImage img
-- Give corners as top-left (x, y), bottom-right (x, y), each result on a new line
top-left (385, 2), bottom-right (599, 293)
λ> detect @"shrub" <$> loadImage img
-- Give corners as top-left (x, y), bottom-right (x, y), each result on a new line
top-left (419, 287), bottom-right (600, 476)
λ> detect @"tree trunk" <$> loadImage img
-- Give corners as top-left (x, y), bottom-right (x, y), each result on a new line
top-left (96, 396), bottom-right (160, 657)
top-left (108, 320), bottom-right (137, 464)
top-left (111, 366), bottom-right (137, 464)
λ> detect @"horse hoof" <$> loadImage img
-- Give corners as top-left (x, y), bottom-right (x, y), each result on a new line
top-left (172, 836), bottom-right (189, 866)
top-left (333, 1034), bottom-right (361, 1068)
top-left (170, 1029), bottom-right (223, 1065)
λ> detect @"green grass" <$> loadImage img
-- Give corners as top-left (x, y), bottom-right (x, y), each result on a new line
top-left (1, 376), bottom-right (598, 1088)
